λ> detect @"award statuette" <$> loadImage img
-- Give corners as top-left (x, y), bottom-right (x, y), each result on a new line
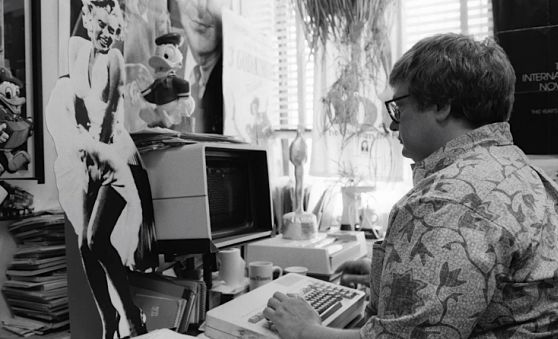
top-left (281, 128), bottom-right (318, 240)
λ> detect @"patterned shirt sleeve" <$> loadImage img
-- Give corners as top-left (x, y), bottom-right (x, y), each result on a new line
top-left (360, 196), bottom-right (515, 338)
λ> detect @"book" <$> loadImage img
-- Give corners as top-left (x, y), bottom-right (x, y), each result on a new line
top-left (3, 287), bottom-right (67, 302)
top-left (3, 277), bottom-right (67, 291)
top-left (9, 257), bottom-right (66, 270)
top-left (8, 270), bottom-right (66, 282)
top-left (128, 272), bottom-right (199, 332)
top-left (174, 278), bottom-right (206, 325)
top-left (6, 297), bottom-right (68, 312)
top-left (133, 292), bottom-right (186, 331)
top-left (14, 244), bottom-right (66, 258)
top-left (11, 305), bottom-right (69, 322)
top-left (6, 263), bottom-right (67, 277)
top-left (8, 214), bottom-right (65, 232)
top-left (176, 288), bottom-right (196, 333)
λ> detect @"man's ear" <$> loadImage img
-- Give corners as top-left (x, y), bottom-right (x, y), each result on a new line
top-left (434, 103), bottom-right (451, 122)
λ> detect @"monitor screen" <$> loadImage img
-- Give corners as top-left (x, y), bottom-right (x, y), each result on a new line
top-left (206, 152), bottom-right (252, 238)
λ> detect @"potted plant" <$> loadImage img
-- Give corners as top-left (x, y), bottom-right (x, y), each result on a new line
top-left (294, 0), bottom-right (395, 145)
top-left (294, 0), bottom-right (397, 230)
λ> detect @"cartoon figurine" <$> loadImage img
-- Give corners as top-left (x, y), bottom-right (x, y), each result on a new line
top-left (141, 32), bottom-right (195, 128)
top-left (0, 67), bottom-right (32, 175)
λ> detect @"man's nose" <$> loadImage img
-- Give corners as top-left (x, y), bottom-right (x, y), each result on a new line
top-left (389, 120), bottom-right (399, 131)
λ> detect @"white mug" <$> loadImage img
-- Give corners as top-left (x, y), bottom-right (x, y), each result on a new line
top-left (217, 248), bottom-right (245, 288)
top-left (284, 266), bottom-right (308, 276)
top-left (248, 261), bottom-right (282, 290)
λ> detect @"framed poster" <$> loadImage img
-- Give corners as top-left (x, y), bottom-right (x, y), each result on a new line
top-left (1, 0), bottom-right (43, 182)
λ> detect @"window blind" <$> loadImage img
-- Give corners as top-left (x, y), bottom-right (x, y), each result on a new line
top-left (400, 0), bottom-right (493, 53)
top-left (241, 0), bottom-right (314, 130)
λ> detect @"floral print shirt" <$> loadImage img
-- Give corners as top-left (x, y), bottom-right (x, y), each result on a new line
top-left (361, 122), bottom-right (558, 338)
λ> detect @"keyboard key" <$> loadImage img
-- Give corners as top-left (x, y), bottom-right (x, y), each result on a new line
top-left (248, 313), bottom-right (266, 324)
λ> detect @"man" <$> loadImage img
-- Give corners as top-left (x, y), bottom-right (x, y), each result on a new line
top-left (264, 33), bottom-right (558, 338)
top-left (176, 0), bottom-right (224, 134)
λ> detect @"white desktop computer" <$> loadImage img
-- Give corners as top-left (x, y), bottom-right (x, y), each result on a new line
top-left (246, 231), bottom-right (368, 279)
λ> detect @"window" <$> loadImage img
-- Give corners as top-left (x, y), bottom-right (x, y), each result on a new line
top-left (240, 0), bottom-right (314, 177)
top-left (398, 0), bottom-right (493, 54)
top-left (240, 0), bottom-right (313, 131)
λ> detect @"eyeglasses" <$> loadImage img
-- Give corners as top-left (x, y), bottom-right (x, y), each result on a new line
top-left (384, 94), bottom-right (410, 123)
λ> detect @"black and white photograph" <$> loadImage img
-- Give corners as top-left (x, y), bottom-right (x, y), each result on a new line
top-left (3, 1), bottom-right (558, 339)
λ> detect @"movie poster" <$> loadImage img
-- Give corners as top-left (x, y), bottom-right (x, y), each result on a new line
top-left (221, 8), bottom-right (275, 145)
top-left (0, 0), bottom-right (41, 181)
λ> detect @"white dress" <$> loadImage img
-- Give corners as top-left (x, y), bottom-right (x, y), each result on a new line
top-left (46, 36), bottom-right (142, 268)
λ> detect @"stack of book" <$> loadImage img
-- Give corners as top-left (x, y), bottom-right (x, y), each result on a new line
top-left (128, 271), bottom-right (206, 334)
top-left (1, 212), bottom-right (69, 335)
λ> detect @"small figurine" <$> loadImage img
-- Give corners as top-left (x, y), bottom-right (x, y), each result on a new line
top-left (0, 67), bottom-right (32, 175)
top-left (282, 127), bottom-right (318, 240)
top-left (141, 33), bottom-right (195, 129)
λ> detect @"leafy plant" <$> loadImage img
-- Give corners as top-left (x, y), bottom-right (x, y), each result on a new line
top-left (294, 0), bottom-right (394, 142)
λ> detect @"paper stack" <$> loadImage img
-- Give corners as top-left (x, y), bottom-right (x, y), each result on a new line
top-left (1, 212), bottom-right (69, 335)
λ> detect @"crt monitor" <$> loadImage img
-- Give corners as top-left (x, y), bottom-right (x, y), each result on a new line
top-left (140, 142), bottom-right (273, 255)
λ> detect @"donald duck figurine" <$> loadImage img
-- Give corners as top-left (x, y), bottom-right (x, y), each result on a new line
top-left (0, 67), bottom-right (32, 175)
top-left (141, 32), bottom-right (195, 129)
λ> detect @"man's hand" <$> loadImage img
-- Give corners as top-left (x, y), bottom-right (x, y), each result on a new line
top-left (263, 292), bottom-right (321, 339)
top-left (334, 259), bottom-right (372, 288)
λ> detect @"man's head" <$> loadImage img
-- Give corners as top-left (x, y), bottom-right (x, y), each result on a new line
top-left (178, 0), bottom-right (225, 64)
top-left (387, 33), bottom-right (516, 162)
top-left (82, 0), bottom-right (124, 54)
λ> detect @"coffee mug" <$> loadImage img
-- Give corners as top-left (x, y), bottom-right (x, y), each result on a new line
top-left (284, 266), bottom-right (308, 276)
top-left (217, 248), bottom-right (245, 288)
top-left (248, 261), bottom-right (282, 290)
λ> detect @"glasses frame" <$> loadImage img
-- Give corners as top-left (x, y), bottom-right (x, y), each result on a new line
top-left (384, 94), bottom-right (410, 123)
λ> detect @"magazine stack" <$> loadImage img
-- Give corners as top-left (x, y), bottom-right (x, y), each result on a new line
top-left (1, 212), bottom-right (68, 335)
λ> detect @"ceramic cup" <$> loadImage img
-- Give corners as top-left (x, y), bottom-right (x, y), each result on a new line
top-left (217, 248), bottom-right (245, 288)
top-left (248, 261), bottom-right (283, 290)
top-left (284, 266), bottom-right (308, 276)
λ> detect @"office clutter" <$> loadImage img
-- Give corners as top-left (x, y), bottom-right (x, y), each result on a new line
top-left (128, 271), bottom-right (206, 334)
top-left (216, 248), bottom-right (245, 290)
top-left (136, 328), bottom-right (198, 338)
top-left (247, 261), bottom-right (282, 291)
top-left (1, 212), bottom-right (68, 336)
top-left (284, 266), bottom-right (308, 275)
top-left (246, 231), bottom-right (367, 280)
top-left (0, 182), bottom-right (33, 219)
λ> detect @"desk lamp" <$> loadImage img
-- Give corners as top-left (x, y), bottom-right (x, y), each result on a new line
top-left (281, 128), bottom-right (318, 240)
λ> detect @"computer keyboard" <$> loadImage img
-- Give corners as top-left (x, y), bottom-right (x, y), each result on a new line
top-left (205, 273), bottom-right (366, 339)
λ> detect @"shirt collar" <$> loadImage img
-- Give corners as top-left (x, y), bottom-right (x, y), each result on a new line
top-left (412, 122), bottom-right (514, 185)
top-left (198, 53), bottom-right (220, 86)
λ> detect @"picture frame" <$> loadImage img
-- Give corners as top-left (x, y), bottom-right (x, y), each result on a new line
top-left (0, 0), bottom-right (44, 182)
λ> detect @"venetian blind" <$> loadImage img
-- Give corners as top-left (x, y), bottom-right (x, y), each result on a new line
top-left (241, 0), bottom-right (313, 130)
top-left (400, 0), bottom-right (493, 53)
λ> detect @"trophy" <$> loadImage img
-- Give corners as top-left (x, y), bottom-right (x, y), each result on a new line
top-left (281, 128), bottom-right (318, 240)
